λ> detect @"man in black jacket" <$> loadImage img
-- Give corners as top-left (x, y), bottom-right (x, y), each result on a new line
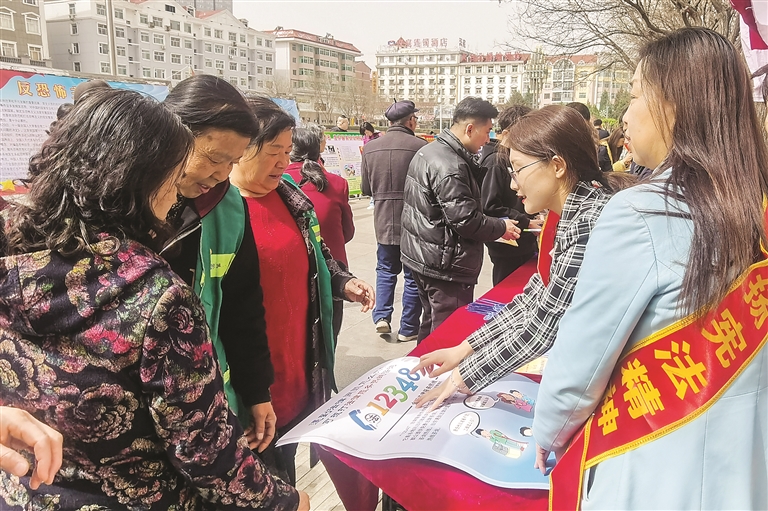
top-left (361, 100), bottom-right (426, 342)
top-left (480, 104), bottom-right (539, 285)
top-left (401, 97), bottom-right (520, 341)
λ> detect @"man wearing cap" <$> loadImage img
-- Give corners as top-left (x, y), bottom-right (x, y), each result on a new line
top-left (401, 97), bottom-right (521, 341)
top-left (361, 100), bottom-right (426, 342)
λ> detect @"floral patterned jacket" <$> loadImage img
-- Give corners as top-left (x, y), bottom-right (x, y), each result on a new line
top-left (0, 235), bottom-right (298, 511)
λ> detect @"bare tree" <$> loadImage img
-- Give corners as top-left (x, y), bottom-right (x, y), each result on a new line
top-left (337, 76), bottom-right (382, 122)
top-left (308, 71), bottom-right (339, 124)
top-left (503, 0), bottom-right (740, 69)
top-left (262, 76), bottom-right (293, 98)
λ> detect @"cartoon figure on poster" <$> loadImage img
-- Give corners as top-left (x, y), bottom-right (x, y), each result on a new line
top-left (473, 428), bottom-right (529, 459)
top-left (463, 390), bottom-right (535, 414)
top-left (497, 390), bottom-right (535, 412)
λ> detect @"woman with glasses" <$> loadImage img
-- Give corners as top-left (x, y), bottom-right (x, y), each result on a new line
top-left (413, 105), bottom-right (633, 410)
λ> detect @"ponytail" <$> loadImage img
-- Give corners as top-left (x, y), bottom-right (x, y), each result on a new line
top-left (299, 159), bottom-right (328, 192)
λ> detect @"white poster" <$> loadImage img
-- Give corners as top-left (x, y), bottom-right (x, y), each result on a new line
top-left (277, 357), bottom-right (552, 489)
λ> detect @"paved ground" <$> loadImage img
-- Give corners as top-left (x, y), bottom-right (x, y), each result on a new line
top-left (334, 197), bottom-right (496, 389)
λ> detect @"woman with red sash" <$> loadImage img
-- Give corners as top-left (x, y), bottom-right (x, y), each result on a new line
top-left (533, 28), bottom-right (768, 510)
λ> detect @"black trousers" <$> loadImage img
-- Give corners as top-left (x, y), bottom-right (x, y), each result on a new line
top-left (412, 272), bottom-right (474, 343)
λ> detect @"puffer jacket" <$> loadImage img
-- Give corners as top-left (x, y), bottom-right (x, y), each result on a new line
top-left (401, 129), bottom-right (507, 284)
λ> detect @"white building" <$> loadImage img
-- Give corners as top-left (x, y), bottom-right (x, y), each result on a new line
top-left (44, 0), bottom-right (275, 90)
top-left (268, 27), bottom-right (361, 124)
top-left (1, 0), bottom-right (51, 67)
top-left (458, 52), bottom-right (529, 104)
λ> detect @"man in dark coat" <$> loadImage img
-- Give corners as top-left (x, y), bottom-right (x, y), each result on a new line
top-left (361, 100), bottom-right (426, 341)
top-left (401, 97), bottom-right (520, 341)
top-left (480, 104), bottom-right (539, 286)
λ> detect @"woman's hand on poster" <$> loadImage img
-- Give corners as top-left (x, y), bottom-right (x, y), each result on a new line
top-left (534, 443), bottom-right (550, 474)
top-left (344, 278), bottom-right (375, 312)
top-left (244, 402), bottom-right (276, 453)
top-left (413, 368), bottom-right (472, 412)
top-left (410, 341), bottom-right (473, 378)
top-left (0, 407), bottom-right (63, 489)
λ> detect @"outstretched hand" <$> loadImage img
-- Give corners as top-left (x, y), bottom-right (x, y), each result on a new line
top-left (0, 407), bottom-right (63, 490)
top-left (344, 278), bottom-right (375, 312)
top-left (413, 368), bottom-right (472, 412)
top-left (410, 341), bottom-right (473, 378)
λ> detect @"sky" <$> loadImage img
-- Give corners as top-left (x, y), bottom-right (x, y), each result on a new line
top-left (233, 0), bottom-right (526, 68)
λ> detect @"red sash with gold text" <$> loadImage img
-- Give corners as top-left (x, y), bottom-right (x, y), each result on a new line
top-left (549, 257), bottom-right (768, 510)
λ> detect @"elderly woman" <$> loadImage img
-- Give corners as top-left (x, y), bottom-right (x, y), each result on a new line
top-left (0, 89), bottom-right (307, 510)
top-left (230, 97), bottom-right (374, 484)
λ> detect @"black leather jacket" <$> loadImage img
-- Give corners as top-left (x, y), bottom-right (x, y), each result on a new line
top-left (401, 129), bottom-right (506, 284)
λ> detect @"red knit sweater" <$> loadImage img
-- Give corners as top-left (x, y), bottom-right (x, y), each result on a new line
top-left (245, 193), bottom-right (310, 428)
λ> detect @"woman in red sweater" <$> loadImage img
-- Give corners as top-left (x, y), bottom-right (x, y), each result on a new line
top-left (285, 128), bottom-right (356, 344)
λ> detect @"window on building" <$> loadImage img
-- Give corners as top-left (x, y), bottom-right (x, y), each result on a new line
top-left (73, 61), bottom-right (81, 71)
top-left (113, 8), bottom-right (123, 19)
top-left (229, 47), bottom-right (236, 58)
top-left (240, 33), bottom-right (245, 43)
top-left (204, 42), bottom-right (211, 52)
top-left (154, 68), bottom-right (165, 78)
top-left (214, 44), bottom-right (223, 54)
top-left (239, 48), bottom-right (246, 58)
top-left (96, 4), bottom-right (106, 16)
top-left (97, 23), bottom-right (107, 35)
top-left (71, 42), bottom-right (80, 54)
top-left (69, 3), bottom-right (76, 15)
top-left (164, 4), bottom-right (175, 12)
top-left (153, 50), bottom-right (164, 61)
top-left (100, 61), bottom-right (111, 74)
top-left (229, 61), bottom-right (236, 70)
top-left (171, 53), bottom-right (181, 64)
top-left (70, 23), bottom-right (78, 35)
top-left (170, 36), bottom-right (180, 47)
top-left (98, 42), bottom-right (109, 54)
top-left (475, 86), bottom-right (482, 94)
top-left (184, 55), bottom-right (192, 64)
top-left (116, 45), bottom-right (125, 56)
top-left (240, 76), bottom-right (246, 86)
top-left (266, 53), bottom-right (272, 62)
top-left (154, 34), bottom-right (164, 45)
top-left (464, 77), bottom-right (470, 84)
top-left (257, 79), bottom-right (264, 87)
top-left (184, 39), bottom-right (192, 49)
top-left (115, 26), bottom-right (125, 38)
top-left (184, 23), bottom-right (191, 33)
top-left (141, 49), bottom-right (150, 60)
top-left (204, 27), bottom-right (211, 37)
top-left (142, 67), bottom-right (151, 77)
top-left (172, 70), bottom-right (182, 80)
top-left (20, 13), bottom-right (37, 34)
top-left (204, 58), bottom-right (212, 67)
top-left (228, 31), bottom-right (236, 41)
top-left (240, 63), bottom-right (246, 72)
top-left (265, 39), bottom-right (272, 48)
top-left (257, 65), bottom-right (264, 74)
top-left (265, 67), bottom-right (272, 75)
top-left (257, 52), bottom-right (263, 60)
top-left (28, 44), bottom-right (42, 60)
top-left (499, 65), bottom-right (506, 73)
top-left (257, 38), bottom-right (263, 46)
top-left (140, 31), bottom-right (149, 42)
top-left (215, 59), bottom-right (224, 69)
top-left (170, 20), bottom-right (180, 30)
top-left (117, 63), bottom-right (127, 75)
top-left (140, 13), bottom-right (148, 24)
top-left (152, 16), bottom-right (163, 26)
top-left (214, 29), bottom-right (222, 39)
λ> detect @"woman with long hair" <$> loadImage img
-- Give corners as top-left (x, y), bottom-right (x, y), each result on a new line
top-left (0, 89), bottom-right (305, 510)
top-left (413, 105), bottom-right (633, 410)
top-left (533, 28), bottom-right (768, 509)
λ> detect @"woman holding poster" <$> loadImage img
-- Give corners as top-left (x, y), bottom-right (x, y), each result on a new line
top-left (533, 28), bottom-right (768, 509)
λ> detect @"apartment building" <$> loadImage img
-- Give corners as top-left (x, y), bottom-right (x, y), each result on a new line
top-left (176, 0), bottom-right (231, 14)
top-left (44, 0), bottom-right (274, 90)
top-left (458, 52), bottom-right (528, 104)
top-left (539, 55), bottom-right (630, 107)
top-left (268, 27), bottom-right (361, 123)
top-left (0, 0), bottom-right (50, 67)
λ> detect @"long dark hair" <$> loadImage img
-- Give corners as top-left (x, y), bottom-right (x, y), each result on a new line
top-left (606, 128), bottom-right (624, 164)
top-left (290, 127), bottom-right (328, 192)
top-left (504, 105), bottom-right (633, 193)
top-left (164, 75), bottom-right (257, 138)
top-left (5, 88), bottom-right (193, 256)
top-left (244, 96), bottom-right (296, 154)
top-left (641, 27), bottom-right (768, 316)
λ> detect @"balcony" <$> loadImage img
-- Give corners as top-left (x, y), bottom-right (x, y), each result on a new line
top-left (0, 56), bottom-right (22, 64)
top-left (30, 60), bottom-right (47, 67)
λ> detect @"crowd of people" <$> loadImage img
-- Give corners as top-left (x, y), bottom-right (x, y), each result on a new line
top-left (0, 26), bottom-right (766, 511)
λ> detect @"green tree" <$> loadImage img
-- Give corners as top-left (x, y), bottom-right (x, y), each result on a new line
top-left (498, 90), bottom-right (534, 109)
top-left (609, 87), bottom-right (631, 120)
top-left (598, 91), bottom-right (611, 116)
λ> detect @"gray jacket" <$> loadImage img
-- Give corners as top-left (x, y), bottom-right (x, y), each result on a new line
top-left (400, 129), bottom-right (507, 284)
top-left (360, 125), bottom-right (427, 245)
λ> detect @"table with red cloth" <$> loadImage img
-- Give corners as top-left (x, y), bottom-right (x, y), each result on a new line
top-left (318, 259), bottom-right (549, 511)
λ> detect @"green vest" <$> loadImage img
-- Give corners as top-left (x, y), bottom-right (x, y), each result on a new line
top-left (193, 184), bottom-right (246, 421)
top-left (282, 175), bottom-right (338, 390)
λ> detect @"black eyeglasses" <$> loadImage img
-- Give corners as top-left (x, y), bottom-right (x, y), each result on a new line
top-left (509, 158), bottom-right (546, 184)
